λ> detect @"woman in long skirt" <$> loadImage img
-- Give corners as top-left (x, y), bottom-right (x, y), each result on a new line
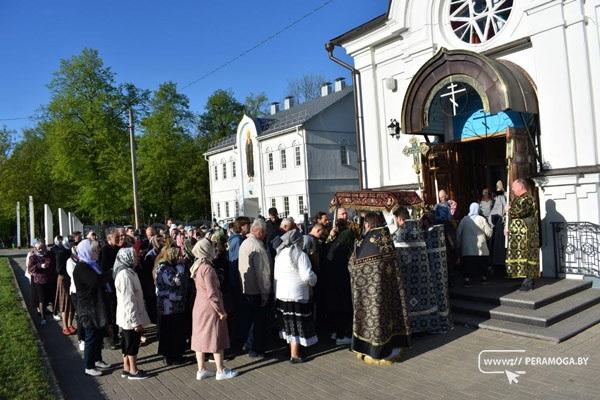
top-left (274, 229), bottom-right (318, 363)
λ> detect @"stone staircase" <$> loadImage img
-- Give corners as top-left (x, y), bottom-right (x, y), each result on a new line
top-left (450, 278), bottom-right (600, 342)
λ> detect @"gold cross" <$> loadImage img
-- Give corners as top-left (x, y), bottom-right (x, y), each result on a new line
top-left (402, 136), bottom-right (429, 187)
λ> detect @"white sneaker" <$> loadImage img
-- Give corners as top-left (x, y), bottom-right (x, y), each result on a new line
top-left (85, 368), bottom-right (102, 377)
top-left (78, 341), bottom-right (85, 351)
top-left (215, 368), bottom-right (238, 381)
top-left (336, 337), bottom-right (352, 346)
top-left (53, 314), bottom-right (61, 321)
top-left (196, 369), bottom-right (216, 380)
top-left (95, 361), bottom-right (110, 369)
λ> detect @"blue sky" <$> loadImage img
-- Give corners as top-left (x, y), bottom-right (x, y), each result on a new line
top-left (0, 0), bottom-right (388, 136)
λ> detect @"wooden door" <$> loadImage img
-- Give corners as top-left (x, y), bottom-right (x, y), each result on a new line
top-left (421, 143), bottom-right (461, 207)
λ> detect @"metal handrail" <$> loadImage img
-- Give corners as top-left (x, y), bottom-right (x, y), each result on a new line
top-left (552, 221), bottom-right (600, 278)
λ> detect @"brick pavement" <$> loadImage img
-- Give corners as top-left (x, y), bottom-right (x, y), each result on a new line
top-left (4, 250), bottom-right (598, 400)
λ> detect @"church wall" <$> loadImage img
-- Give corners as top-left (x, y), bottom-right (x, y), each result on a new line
top-left (207, 147), bottom-right (241, 221)
top-left (587, 1), bottom-right (600, 166)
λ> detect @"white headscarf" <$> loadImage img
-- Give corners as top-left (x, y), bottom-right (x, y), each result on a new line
top-left (468, 202), bottom-right (480, 220)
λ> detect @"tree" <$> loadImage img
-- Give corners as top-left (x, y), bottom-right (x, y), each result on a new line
top-left (244, 92), bottom-right (269, 118)
top-left (44, 48), bottom-right (133, 223)
top-left (286, 73), bottom-right (326, 103)
top-left (0, 126), bottom-right (13, 163)
top-left (197, 89), bottom-right (244, 140)
top-left (137, 81), bottom-right (197, 220)
top-left (0, 127), bottom-right (57, 239)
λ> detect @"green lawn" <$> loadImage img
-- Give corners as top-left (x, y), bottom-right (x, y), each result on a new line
top-left (0, 257), bottom-right (55, 400)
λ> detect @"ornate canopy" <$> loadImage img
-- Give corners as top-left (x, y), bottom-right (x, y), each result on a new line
top-left (329, 190), bottom-right (423, 212)
top-left (401, 48), bottom-right (538, 135)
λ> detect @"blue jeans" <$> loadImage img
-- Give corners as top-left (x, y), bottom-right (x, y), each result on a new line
top-left (83, 326), bottom-right (104, 369)
top-left (239, 294), bottom-right (267, 354)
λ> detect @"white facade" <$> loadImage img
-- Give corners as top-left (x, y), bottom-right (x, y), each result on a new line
top-left (332, 0), bottom-right (600, 277)
top-left (206, 86), bottom-right (359, 223)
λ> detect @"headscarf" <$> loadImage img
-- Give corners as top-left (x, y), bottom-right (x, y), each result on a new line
top-left (77, 239), bottom-right (101, 274)
top-left (276, 229), bottom-right (304, 269)
top-left (468, 202), bottom-right (480, 220)
top-left (33, 239), bottom-right (47, 257)
top-left (190, 238), bottom-right (215, 278)
top-left (113, 247), bottom-right (136, 280)
top-left (54, 236), bottom-right (63, 248)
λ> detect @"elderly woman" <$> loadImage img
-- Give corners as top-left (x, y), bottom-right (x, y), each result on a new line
top-left (274, 229), bottom-right (318, 363)
top-left (114, 247), bottom-right (151, 380)
top-left (53, 235), bottom-right (75, 335)
top-left (191, 239), bottom-right (238, 381)
top-left (73, 239), bottom-right (110, 377)
top-left (457, 203), bottom-right (493, 286)
top-left (155, 240), bottom-right (188, 365)
top-left (26, 239), bottom-right (52, 325)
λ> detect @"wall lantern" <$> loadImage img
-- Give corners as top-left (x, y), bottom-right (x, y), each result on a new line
top-left (387, 119), bottom-right (401, 139)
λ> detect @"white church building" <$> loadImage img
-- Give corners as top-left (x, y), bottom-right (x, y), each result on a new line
top-left (328, 0), bottom-right (600, 280)
top-left (205, 79), bottom-right (359, 223)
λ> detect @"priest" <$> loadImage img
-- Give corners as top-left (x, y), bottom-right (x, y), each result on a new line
top-left (348, 212), bottom-right (411, 365)
top-left (506, 178), bottom-right (540, 291)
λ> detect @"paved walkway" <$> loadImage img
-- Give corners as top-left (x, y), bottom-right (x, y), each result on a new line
top-left (4, 250), bottom-right (599, 400)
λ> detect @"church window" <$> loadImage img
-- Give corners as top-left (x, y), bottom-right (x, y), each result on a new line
top-left (232, 161), bottom-right (236, 178)
top-left (280, 149), bottom-right (287, 169)
top-left (268, 153), bottom-right (274, 171)
top-left (216, 203), bottom-right (221, 218)
top-left (295, 146), bottom-right (301, 166)
top-left (271, 198), bottom-right (277, 209)
top-left (340, 145), bottom-right (349, 165)
top-left (298, 195), bottom-right (304, 214)
top-left (214, 165), bottom-right (218, 181)
top-left (235, 201), bottom-right (239, 216)
top-left (449, 0), bottom-right (513, 45)
top-left (225, 201), bottom-right (230, 217)
top-left (283, 196), bottom-right (289, 216)
top-left (222, 163), bottom-right (227, 180)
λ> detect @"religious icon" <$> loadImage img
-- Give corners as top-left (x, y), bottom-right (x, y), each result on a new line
top-left (245, 129), bottom-right (254, 180)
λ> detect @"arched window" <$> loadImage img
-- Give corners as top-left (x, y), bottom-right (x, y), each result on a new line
top-left (279, 144), bottom-right (287, 169)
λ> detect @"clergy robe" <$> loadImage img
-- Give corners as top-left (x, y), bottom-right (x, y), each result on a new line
top-left (348, 226), bottom-right (411, 361)
top-left (394, 220), bottom-right (441, 333)
top-left (506, 192), bottom-right (540, 279)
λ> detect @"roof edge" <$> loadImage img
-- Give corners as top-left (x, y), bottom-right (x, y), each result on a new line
top-left (328, 12), bottom-right (388, 47)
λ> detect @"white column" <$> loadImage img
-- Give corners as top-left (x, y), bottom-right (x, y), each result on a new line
top-left (16, 202), bottom-right (21, 248)
top-left (44, 204), bottom-right (53, 246)
top-left (68, 212), bottom-right (74, 235)
top-left (28, 195), bottom-right (35, 246)
top-left (526, 2), bottom-right (577, 169)
top-left (58, 208), bottom-right (69, 236)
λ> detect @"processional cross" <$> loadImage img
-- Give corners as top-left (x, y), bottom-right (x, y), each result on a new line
top-left (402, 136), bottom-right (429, 189)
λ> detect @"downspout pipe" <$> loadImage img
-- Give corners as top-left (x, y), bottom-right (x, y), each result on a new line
top-left (325, 42), bottom-right (367, 190)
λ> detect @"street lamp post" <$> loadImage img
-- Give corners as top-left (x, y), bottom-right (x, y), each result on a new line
top-left (128, 107), bottom-right (140, 230)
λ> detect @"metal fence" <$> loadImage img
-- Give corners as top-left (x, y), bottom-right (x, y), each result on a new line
top-left (553, 222), bottom-right (600, 277)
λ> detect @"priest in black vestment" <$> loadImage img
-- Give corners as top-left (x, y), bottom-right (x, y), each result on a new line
top-left (348, 212), bottom-right (411, 365)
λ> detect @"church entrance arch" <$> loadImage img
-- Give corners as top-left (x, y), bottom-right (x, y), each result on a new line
top-left (401, 48), bottom-right (540, 216)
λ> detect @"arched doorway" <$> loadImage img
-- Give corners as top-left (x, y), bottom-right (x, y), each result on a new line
top-left (401, 48), bottom-right (540, 216)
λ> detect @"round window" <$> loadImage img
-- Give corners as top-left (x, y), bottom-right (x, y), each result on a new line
top-left (449, 0), bottom-right (513, 44)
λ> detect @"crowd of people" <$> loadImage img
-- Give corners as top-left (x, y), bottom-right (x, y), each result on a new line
top-left (24, 179), bottom-right (540, 380)
top-left (433, 178), bottom-right (539, 291)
